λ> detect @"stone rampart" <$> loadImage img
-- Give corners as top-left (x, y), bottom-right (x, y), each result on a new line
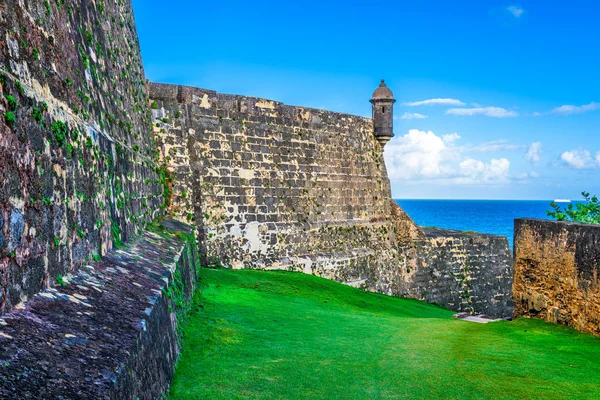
top-left (149, 82), bottom-right (422, 271)
top-left (416, 229), bottom-right (513, 317)
top-left (149, 82), bottom-right (514, 317)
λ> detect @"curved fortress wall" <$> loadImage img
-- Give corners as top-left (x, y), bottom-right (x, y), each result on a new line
top-left (149, 82), bottom-right (423, 281)
top-left (0, 0), bottom-right (163, 315)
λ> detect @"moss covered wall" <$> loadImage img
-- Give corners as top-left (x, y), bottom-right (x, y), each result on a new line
top-left (0, 0), bottom-right (163, 315)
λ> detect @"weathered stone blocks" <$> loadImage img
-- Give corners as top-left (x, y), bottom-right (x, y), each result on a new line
top-left (416, 229), bottom-right (513, 317)
top-left (8, 210), bottom-right (23, 253)
top-left (149, 82), bottom-right (416, 271)
top-left (513, 218), bottom-right (600, 336)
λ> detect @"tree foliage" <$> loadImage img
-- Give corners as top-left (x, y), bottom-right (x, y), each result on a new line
top-left (547, 192), bottom-right (600, 224)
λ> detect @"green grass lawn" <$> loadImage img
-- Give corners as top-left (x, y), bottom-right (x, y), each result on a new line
top-left (169, 269), bottom-right (600, 399)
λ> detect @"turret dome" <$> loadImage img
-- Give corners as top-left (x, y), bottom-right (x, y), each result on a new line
top-left (371, 80), bottom-right (395, 101)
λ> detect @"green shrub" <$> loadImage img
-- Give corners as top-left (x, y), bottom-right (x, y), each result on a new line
top-left (4, 111), bottom-right (15, 127)
top-left (51, 120), bottom-right (68, 147)
top-left (32, 107), bottom-right (43, 122)
top-left (547, 192), bottom-right (600, 224)
top-left (6, 95), bottom-right (17, 110)
top-left (55, 274), bottom-right (66, 287)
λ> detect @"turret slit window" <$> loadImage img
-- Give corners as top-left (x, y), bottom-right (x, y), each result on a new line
top-left (382, 106), bottom-right (385, 113)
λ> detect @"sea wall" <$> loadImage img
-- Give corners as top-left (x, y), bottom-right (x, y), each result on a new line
top-left (513, 218), bottom-right (600, 336)
top-left (0, 219), bottom-right (198, 399)
top-left (0, 0), bottom-right (163, 315)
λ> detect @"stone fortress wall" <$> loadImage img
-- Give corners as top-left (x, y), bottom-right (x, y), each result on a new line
top-left (4, 0), bottom-right (600, 396)
top-left (149, 83), bottom-right (514, 317)
top-left (0, 0), bottom-right (539, 397)
top-left (0, 0), bottom-right (514, 321)
top-left (0, 0), bottom-right (165, 315)
top-left (0, 1), bottom-right (196, 398)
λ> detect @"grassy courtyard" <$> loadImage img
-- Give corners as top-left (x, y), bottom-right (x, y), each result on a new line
top-left (169, 269), bottom-right (600, 399)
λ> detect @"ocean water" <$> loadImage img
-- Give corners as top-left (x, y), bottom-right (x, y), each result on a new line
top-left (395, 199), bottom-right (558, 248)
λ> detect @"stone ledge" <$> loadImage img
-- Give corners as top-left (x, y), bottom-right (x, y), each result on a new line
top-left (0, 220), bottom-right (198, 399)
top-left (148, 81), bottom-right (372, 120)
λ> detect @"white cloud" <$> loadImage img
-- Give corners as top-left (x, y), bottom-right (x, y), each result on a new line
top-left (403, 98), bottom-right (465, 107)
top-left (560, 149), bottom-right (600, 169)
top-left (384, 129), bottom-right (459, 180)
top-left (384, 129), bottom-right (512, 184)
top-left (459, 158), bottom-right (510, 182)
top-left (443, 133), bottom-right (461, 143)
top-left (507, 5), bottom-right (524, 18)
top-left (470, 140), bottom-right (523, 152)
top-left (445, 107), bottom-right (519, 118)
top-left (552, 102), bottom-right (600, 115)
top-left (525, 141), bottom-right (542, 163)
top-left (399, 112), bottom-right (428, 120)
top-left (531, 112), bottom-right (543, 117)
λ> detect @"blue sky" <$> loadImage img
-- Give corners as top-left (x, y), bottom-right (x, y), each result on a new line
top-left (132, 0), bottom-right (600, 200)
